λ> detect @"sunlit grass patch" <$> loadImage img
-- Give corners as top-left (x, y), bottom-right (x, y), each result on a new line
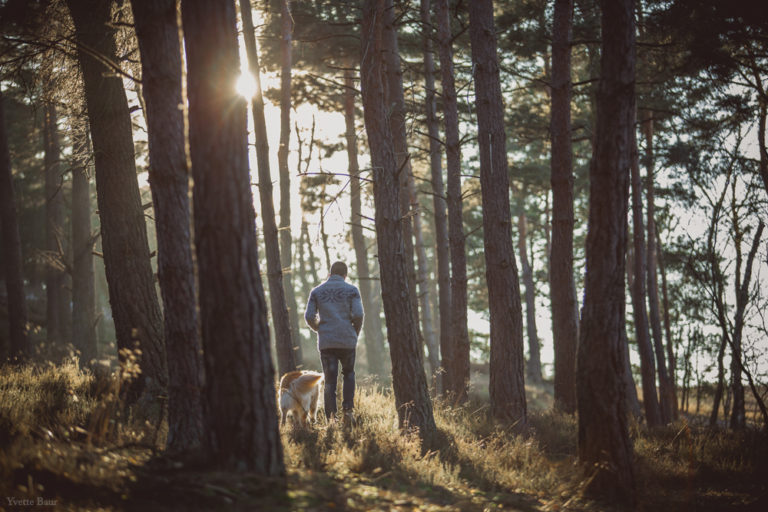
top-left (1, 361), bottom-right (766, 511)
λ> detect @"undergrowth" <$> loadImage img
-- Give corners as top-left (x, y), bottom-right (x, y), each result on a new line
top-left (0, 363), bottom-right (766, 511)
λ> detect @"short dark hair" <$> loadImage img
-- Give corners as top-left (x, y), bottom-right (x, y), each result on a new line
top-left (330, 261), bottom-right (348, 277)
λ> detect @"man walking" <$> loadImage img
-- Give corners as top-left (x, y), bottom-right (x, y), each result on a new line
top-left (304, 261), bottom-right (364, 424)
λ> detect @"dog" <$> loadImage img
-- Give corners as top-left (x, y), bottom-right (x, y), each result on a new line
top-left (278, 370), bottom-right (324, 428)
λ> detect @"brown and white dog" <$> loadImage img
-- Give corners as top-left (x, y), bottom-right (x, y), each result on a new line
top-left (278, 370), bottom-right (324, 427)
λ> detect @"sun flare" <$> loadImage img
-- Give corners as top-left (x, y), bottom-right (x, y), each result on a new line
top-left (236, 72), bottom-right (258, 99)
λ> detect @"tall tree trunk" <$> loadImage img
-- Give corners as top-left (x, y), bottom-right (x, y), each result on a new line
top-left (70, 120), bottom-right (97, 364)
top-left (360, 0), bottom-right (436, 440)
top-left (240, 0), bottom-right (297, 376)
top-left (642, 114), bottom-right (673, 424)
top-left (302, 220), bottom-right (319, 285)
top-left (319, 181), bottom-right (331, 271)
top-left (413, 197), bottom-right (439, 378)
top-left (421, 0), bottom-right (451, 393)
top-left (0, 91), bottom-right (29, 360)
top-left (550, 0), bottom-right (578, 414)
top-left (182, 0), bottom-right (284, 475)
top-left (752, 64), bottom-right (768, 198)
top-left (297, 218), bottom-right (310, 300)
top-left (517, 202), bottom-right (543, 384)
top-left (345, 70), bottom-right (387, 375)
top-left (66, 0), bottom-right (167, 402)
top-left (435, 0), bottom-right (470, 402)
top-left (656, 226), bottom-right (678, 418)
top-left (468, 0), bottom-right (527, 425)
top-left (629, 121), bottom-right (663, 427)
top-left (729, 220), bottom-right (764, 429)
top-left (131, 0), bottom-right (204, 451)
top-left (277, 0), bottom-right (303, 368)
top-left (710, 332), bottom-right (727, 427)
top-left (576, 0), bottom-right (637, 504)
top-left (382, 0), bottom-right (429, 368)
top-left (44, 101), bottom-right (67, 347)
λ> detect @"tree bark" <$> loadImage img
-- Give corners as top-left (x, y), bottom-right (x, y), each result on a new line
top-left (345, 70), bottom-right (387, 375)
top-left (278, 0), bottom-right (303, 369)
top-left (360, 0), bottom-right (436, 440)
top-left (240, 0), bottom-right (297, 377)
top-left (421, 0), bottom-right (451, 393)
top-left (517, 203), bottom-right (543, 385)
top-left (576, 0), bottom-right (637, 504)
top-left (44, 101), bottom-right (68, 347)
top-left (656, 225), bottom-right (678, 418)
top-left (729, 220), bottom-right (764, 429)
top-left (0, 91), bottom-right (29, 360)
top-left (413, 193), bottom-right (439, 379)
top-left (302, 219), bottom-right (320, 285)
top-left (70, 120), bottom-right (97, 364)
top-left (550, 0), bottom-right (578, 414)
top-left (751, 61), bottom-right (768, 198)
top-left (131, 0), bottom-right (204, 451)
top-left (468, 0), bottom-right (527, 425)
top-left (435, 0), bottom-right (470, 402)
top-left (182, 0), bottom-right (284, 474)
top-left (66, 0), bottom-right (167, 402)
top-left (629, 119), bottom-right (663, 427)
top-left (382, 0), bottom-right (430, 371)
top-left (642, 114), bottom-right (673, 424)
top-left (710, 332), bottom-right (727, 427)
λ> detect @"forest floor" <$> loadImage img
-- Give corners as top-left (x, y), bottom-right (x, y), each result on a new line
top-left (0, 361), bottom-right (766, 511)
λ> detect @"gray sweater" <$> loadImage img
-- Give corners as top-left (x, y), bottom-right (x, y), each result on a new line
top-left (304, 275), bottom-right (364, 350)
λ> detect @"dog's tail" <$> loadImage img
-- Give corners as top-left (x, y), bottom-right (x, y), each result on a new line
top-left (294, 372), bottom-right (324, 394)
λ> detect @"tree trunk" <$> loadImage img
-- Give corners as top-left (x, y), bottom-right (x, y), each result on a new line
top-left (576, 0), bottom-right (637, 504)
top-left (319, 182), bottom-right (331, 271)
top-left (435, 0), bottom-right (470, 402)
top-left (413, 196), bottom-right (439, 379)
top-left (382, 0), bottom-right (429, 369)
top-left (642, 114), bottom-right (673, 424)
top-left (182, 0), bottom-right (284, 475)
top-left (656, 225), bottom-right (678, 419)
top-left (277, 0), bottom-right (303, 369)
top-left (629, 120), bottom-right (663, 427)
top-left (421, 0), bottom-right (451, 394)
top-left (302, 220), bottom-right (319, 285)
top-left (131, 0), bottom-right (204, 451)
top-left (468, 0), bottom-right (527, 425)
top-left (345, 70), bottom-right (387, 375)
top-left (360, 0), bottom-right (436, 440)
top-left (0, 91), bottom-right (29, 360)
top-left (67, 0), bottom-right (167, 402)
top-left (550, 0), bottom-right (578, 414)
top-left (517, 202), bottom-right (543, 385)
top-left (70, 120), bottom-right (97, 364)
top-left (753, 65), bottom-right (768, 197)
top-left (240, 0), bottom-right (297, 377)
top-left (44, 102), bottom-right (67, 348)
top-left (730, 221), bottom-right (764, 429)
top-left (710, 332), bottom-right (727, 427)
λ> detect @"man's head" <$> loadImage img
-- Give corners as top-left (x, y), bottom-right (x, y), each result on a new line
top-left (330, 261), bottom-right (348, 278)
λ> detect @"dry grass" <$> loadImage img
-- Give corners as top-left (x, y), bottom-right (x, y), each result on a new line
top-left (0, 363), bottom-right (766, 511)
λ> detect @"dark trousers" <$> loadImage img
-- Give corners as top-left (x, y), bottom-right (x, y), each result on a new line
top-left (320, 348), bottom-right (356, 419)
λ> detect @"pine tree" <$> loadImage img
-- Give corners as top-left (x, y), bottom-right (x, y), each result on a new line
top-left (360, 0), bottom-right (436, 440)
top-left (576, 0), bottom-right (637, 503)
top-left (130, 0), bottom-right (204, 451)
top-left (182, 0), bottom-right (284, 474)
top-left (468, 0), bottom-right (527, 425)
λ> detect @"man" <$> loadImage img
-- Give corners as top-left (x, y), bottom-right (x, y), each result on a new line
top-left (304, 261), bottom-right (364, 424)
